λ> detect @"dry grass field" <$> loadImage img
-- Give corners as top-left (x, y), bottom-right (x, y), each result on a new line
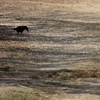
top-left (0, 0), bottom-right (100, 100)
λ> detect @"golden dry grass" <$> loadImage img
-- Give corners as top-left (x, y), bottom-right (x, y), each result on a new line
top-left (0, 85), bottom-right (52, 100)
top-left (0, 0), bottom-right (100, 100)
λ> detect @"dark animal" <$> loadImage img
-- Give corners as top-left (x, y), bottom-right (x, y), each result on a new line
top-left (13, 26), bottom-right (29, 34)
top-left (0, 66), bottom-right (10, 71)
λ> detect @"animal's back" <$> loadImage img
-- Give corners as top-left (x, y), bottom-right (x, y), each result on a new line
top-left (13, 26), bottom-right (29, 33)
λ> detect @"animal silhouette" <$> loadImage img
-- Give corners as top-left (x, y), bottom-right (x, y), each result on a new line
top-left (13, 26), bottom-right (29, 34)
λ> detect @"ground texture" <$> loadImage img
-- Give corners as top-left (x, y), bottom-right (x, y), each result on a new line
top-left (0, 0), bottom-right (100, 100)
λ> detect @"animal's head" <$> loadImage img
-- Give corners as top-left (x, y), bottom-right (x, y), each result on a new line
top-left (12, 28), bottom-right (16, 30)
top-left (25, 27), bottom-right (29, 32)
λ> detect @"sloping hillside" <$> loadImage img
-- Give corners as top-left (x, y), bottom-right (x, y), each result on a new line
top-left (0, 0), bottom-right (100, 100)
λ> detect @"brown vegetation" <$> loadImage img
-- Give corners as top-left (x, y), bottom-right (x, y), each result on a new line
top-left (30, 69), bottom-right (100, 80)
top-left (0, 0), bottom-right (100, 100)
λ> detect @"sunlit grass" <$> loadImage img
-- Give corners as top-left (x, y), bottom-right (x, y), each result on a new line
top-left (0, 86), bottom-right (51, 100)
